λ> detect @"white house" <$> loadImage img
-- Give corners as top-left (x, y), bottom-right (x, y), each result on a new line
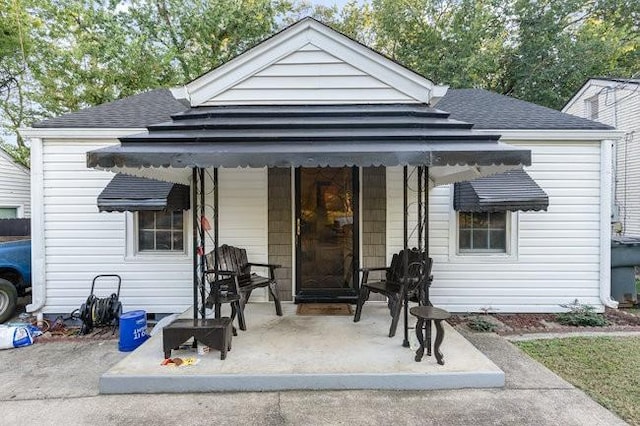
top-left (563, 77), bottom-right (640, 237)
top-left (0, 146), bottom-right (30, 220)
top-left (20, 18), bottom-right (622, 318)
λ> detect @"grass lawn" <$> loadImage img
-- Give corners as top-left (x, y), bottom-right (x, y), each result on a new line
top-left (516, 337), bottom-right (640, 425)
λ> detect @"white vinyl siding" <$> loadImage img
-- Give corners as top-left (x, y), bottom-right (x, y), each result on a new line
top-left (564, 80), bottom-right (640, 237)
top-left (387, 140), bottom-right (602, 313)
top-left (0, 150), bottom-right (30, 217)
top-left (40, 139), bottom-right (268, 314)
top-left (203, 44), bottom-right (416, 105)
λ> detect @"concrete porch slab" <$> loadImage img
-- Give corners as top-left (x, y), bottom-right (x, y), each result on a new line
top-left (100, 303), bottom-right (504, 393)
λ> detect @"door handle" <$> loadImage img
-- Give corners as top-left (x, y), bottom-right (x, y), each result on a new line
top-left (296, 218), bottom-right (301, 236)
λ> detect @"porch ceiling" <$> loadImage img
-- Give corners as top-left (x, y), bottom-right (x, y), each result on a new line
top-left (86, 103), bottom-right (531, 185)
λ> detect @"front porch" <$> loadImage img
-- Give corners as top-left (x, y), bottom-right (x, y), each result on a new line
top-left (100, 303), bottom-right (504, 393)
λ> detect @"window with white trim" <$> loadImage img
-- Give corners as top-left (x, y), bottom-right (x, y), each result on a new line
top-left (586, 95), bottom-right (599, 120)
top-left (458, 211), bottom-right (507, 253)
top-left (136, 210), bottom-right (185, 253)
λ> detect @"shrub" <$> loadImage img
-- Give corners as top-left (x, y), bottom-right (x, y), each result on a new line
top-left (467, 316), bottom-right (498, 332)
top-left (555, 300), bottom-right (608, 327)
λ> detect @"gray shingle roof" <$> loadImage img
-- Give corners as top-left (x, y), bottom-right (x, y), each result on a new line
top-left (32, 89), bottom-right (188, 128)
top-left (33, 87), bottom-right (613, 131)
top-left (436, 88), bottom-right (612, 130)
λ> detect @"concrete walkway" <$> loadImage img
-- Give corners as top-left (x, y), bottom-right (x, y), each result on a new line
top-left (0, 329), bottom-right (626, 425)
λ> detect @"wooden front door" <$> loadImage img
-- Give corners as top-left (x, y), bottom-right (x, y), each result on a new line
top-left (295, 167), bottom-right (359, 303)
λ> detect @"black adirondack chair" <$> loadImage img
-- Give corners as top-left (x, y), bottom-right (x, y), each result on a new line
top-left (205, 244), bottom-right (283, 317)
top-left (353, 248), bottom-right (432, 337)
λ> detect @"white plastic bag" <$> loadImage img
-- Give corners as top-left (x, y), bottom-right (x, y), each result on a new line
top-left (0, 325), bottom-right (34, 350)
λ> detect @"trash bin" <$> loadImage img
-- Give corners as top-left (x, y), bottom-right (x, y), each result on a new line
top-left (611, 236), bottom-right (640, 304)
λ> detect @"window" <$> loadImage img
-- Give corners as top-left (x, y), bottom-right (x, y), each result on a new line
top-left (458, 211), bottom-right (507, 253)
top-left (137, 211), bottom-right (185, 252)
top-left (586, 95), bottom-right (599, 120)
top-left (0, 208), bottom-right (18, 219)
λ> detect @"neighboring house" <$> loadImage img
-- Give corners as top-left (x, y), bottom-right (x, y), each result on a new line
top-left (563, 77), bottom-right (640, 236)
top-left (20, 18), bottom-right (621, 317)
top-left (0, 146), bottom-right (30, 219)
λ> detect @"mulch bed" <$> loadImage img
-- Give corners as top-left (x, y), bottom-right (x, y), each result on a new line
top-left (447, 307), bottom-right (640, 335)
top-left (34, 326), bottom-right (119, 343)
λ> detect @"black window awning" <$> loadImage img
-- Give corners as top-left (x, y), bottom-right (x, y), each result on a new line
top-left (453, 169), bottom-right (549, 212)
top-left (97, 174), bottom-right (190, 212)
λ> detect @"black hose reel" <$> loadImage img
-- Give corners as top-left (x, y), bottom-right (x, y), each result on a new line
top-left (79, 275), bottom-right (123, 335)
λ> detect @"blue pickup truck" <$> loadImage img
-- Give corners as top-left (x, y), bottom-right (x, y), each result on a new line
top-left (0, 240), bottom-right (31, 323)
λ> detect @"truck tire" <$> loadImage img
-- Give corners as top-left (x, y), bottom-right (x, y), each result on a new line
top-left (0, 278), bottom-right (18, 323)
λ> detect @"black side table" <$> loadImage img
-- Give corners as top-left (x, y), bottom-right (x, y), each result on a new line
top-left (409, 306), bottom-right (451, 365)
top-left (163, 318), bottom-right (232, 360)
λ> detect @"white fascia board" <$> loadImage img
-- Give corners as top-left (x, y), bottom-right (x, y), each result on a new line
top-left (194, 35), bottom-right (310, 106)
top-left (562, 80), bottom-right (596, 112)
top-left (170, 86), bottom-right (189, 102)
top-left (306, 20), bottom-right (435, 96)
top-left (561, 78), bottom-right (633, 112)
top-left (185, 18), bottom-right (437, 106)
top-left (185, 20), bottom-right (312, 106)
top-left (305, 27), bottom-right (430, 102)
top-left (475, 129), bottom-right (625, 141)
top-left (18, 127), bottom-right (147, 139)
top-left (429, 85), bottom-right (450, 107)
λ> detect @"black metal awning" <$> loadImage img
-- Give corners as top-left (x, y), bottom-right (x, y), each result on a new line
top-left (86, 104), bottom-right (531, 181)
top-left (97, 174), bottom-right (190, 212)
top-left (453, 168), bottom-right (549, 212)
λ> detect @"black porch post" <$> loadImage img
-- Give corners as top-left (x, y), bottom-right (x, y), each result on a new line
top-left (192, 167), bottom-right (199, 322)
top-left (424, 166), bottom-right (430, 306)
top-left (199, 168), bottom-right (206, 319)
top-left (214, 168), bottom-right (220, 318)
top-left (402, 166), bottom-right (410, 348)
top-left (418, 167), bottom-right (423, 251)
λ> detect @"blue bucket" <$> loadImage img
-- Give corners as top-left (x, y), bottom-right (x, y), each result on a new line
top-left (118, 310), bottom-right (149, 352)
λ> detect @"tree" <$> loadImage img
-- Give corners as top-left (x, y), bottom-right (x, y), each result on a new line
top-left (1, 0), bottom-right (639, 164)
top-left (326, 0), bottom-right (639, 109)
top-left (25, 0), bottom-right (293, 115)
top-left (0, 0), bottom-right (38, 167)
top-left (508, 0), bottom-right (640, 109)
top-left (0, 0), bottom-right (294, 166)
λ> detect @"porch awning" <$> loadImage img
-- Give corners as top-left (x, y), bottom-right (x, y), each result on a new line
top-left (453, 169), bottom-right (549, 212)
top-left (97, 174), bottom-right (190, 212)
top-left (86, 104), bottom-right (532, 186)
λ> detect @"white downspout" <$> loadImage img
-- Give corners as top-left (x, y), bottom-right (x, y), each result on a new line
top-left (599, 138), bottom-right (618, 308)
top-left (27, 136), bottom-right (46, 312)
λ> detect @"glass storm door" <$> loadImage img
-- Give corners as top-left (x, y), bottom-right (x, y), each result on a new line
top-left (295, 167), bottom-right (359, 303)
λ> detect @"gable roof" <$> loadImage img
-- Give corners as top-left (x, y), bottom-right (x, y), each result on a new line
top-left (562, 77), bottom-right (640, 112)
top-left (32, 87), bottom-right (614, 131)
top-left (176, 17), bottom-right (447, 106)
top-left (438, 89), bottom-right (612, 130)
